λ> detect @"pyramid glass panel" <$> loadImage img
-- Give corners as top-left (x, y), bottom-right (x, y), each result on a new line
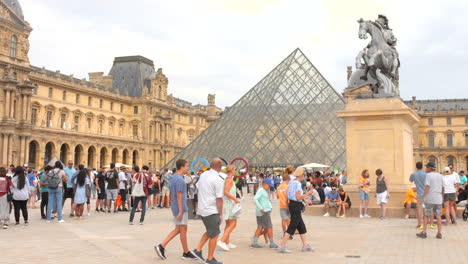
top-left (165, 48), bottom-right (346, 170)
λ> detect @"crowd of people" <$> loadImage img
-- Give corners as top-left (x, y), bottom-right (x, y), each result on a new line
top-left (1, 158), bottom-right (467, 263)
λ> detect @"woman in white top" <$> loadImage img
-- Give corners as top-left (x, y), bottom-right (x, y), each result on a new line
top-left (12, 166), bottom-right (31, 225)
top-left (442, 167), bottom-right (460, 225)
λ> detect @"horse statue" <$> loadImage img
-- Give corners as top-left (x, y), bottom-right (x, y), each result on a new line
top-left (354, 16), bottom-right (400, 96)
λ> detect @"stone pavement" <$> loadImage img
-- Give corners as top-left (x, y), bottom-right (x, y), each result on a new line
top-left (1, 192), bottom-right (467, 264)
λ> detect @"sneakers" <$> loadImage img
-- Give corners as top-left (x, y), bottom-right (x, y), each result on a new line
top-left (302, 245), bottom-right (314, 252)
top-left (129, 221), bottom-right (133, 225)
top-left (277, 246), bottom-right (291, 253)
top-left (58, 220), bottom-right (65, 223)
top-left (190, 249), bottom-right (205, 262)
top-left (323, 212), bottom-right (330, 217)
top-left (430, 224), bottom-right (436, 229)
top-left (181, 251), bottom-right (197, 260)
top-left (379, 216), bottom-right (385, 220)
top-left (217, 240), bottom-right (230, 251)
top-left (404, 214), bottom-right (409, 219)
top-left (359, 214), bottom-right (364, 218)
top-left (228, 243), bottom-right (237, 249)
top-left (24, 221), bottom-right (29, 226)
top-left (250, 243), bottom-right (263, 248)
top-left (436, 233), bottom-right (442, 239)
top-left (269, 243), bottom-right (279, 249)
top-left (2, 224), bottom-right (7, 229)
top-left (416, 232), bottom-right (427, 239)
top-left (335, 213), bottom-right (339, 218)
top-left (340, 214), bottom-right (346, 218)
top-left (416, 225), bottom-right (423, 229)
top-left (206, 258), bottom-right (223, 264)
top-left (364, 214), bottom-right (371, 218)
top-left (123, 208), bottom-right (129, 212)
top-left (155, 244), bottom-right (166, 260)
top-left (139, 222), bottom-right (144, 225)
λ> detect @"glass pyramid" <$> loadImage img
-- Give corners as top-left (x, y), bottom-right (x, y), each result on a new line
top-left (166, 48), bottom-right (346, 171)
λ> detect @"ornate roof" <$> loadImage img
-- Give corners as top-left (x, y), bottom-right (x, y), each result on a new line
top-left (4, 0), bottom-right (23, 19)
top-left (109, 56), bottom-right (156, 97)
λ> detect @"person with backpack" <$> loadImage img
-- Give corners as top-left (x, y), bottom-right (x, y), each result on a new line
top-left (11, 166), bottom-right (31, 225)
top-left (45, 161), bottom-right (67, 223)
top-left (129, 165), bottom-right (153, 225)
top-left (0, 166), bottom-right (12, 229)
top-left (105, 163), bottom-right (120, 213)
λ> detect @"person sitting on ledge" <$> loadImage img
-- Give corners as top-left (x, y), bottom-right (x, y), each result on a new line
top-left (305, 183), bottom-right (321, 205)
top-left (337, 186), bottom-right (351, 218)
top-left (403, 187), bottom-right (417, 219)
top-left (323, 187), bottom-right (341, 217)
top-left (457, 185), bottom-right (467, 207)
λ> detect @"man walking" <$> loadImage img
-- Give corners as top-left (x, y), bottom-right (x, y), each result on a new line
top-left (105, 163), bottom-right (120, 213)
top-left (155, 159), bottom-right (197, 260)
top-left (417, 162), bottom-right (444, 239)
top-left (409, 162), bottom-right (427, 229)
top-left (191, 159), bottom-right (225, 264)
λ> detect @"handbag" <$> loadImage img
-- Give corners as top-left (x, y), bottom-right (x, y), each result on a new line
top-left (132, 173), bottom-right (146, 197)
top-left (231, 203), bottom-right (242, 217)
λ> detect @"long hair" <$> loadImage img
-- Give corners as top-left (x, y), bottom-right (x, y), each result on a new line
top-left (0, 167), bottom-right (6, 177)
top-left (14, 166), bottom-right (26, 189)
top-left (283, 165), bottom-right (295, 178)
top-left (361, 169), bottom-right (369, 178)
top-left (76, 170), bottom-right (86, 187)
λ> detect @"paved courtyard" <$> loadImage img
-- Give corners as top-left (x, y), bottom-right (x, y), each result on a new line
top-left (1, 192), bottom-right (467, 264)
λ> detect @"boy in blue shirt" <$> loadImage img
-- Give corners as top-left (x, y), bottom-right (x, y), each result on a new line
top-left (251, 178), bottom-right (278, 249)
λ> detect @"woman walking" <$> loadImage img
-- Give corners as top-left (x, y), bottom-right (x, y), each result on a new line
top-left (0, 167), bottom-right (12, 229)
top-left (74, 170), bottom-right (91, 220)
top-left (46, 161), bottom-right (67, 223)
top-left (218, 165), bottom-right (240, 251)
top-left (278, 167), bottom-right (314, 253)
top-left (12, 166), bottom-right (30, 225)
top-left (375, 169), bottom-right (389, 220)
top-left (359, 169), bottom-right (371, 218)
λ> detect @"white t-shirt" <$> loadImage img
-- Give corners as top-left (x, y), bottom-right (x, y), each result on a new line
top-left (196, 169), bottom-right (225, 217)
top-left (443, 173), bottom-right (460, 194)
top-left (118, 171), bottom-right (126, 190)
top-left (425, 172), bottom-right (444, 204)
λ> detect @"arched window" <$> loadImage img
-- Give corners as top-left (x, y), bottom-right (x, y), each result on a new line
top-left (10, 35), bottom-right (17, 57)
top-left (447, 156), bottom-right (455, 167)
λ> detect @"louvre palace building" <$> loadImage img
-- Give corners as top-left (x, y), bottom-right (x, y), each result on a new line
top-left (0, 0), bottom-right (221, 169)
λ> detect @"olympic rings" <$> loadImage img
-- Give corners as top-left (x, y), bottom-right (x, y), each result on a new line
top-left (230, 157), bottom-right (249, 178)
top-left (219, 158), bottom-right (228, 166)
top-left (190, 158), bottom-right (210, 172)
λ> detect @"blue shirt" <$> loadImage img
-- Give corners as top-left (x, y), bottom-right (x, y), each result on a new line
top-left (64, 167), bottom-right (77, 188)
top-left (40, 172), bottom-right (48, 193)
top-left (169, 174), bottom-right (188, 217)
top-left (409, 170), bottom-right (427, 198)
top-left (287, 181), bottom-right (303, 201)
top-left (27, 174), bottom-right (35, 187)
top-left (326, 191), bottom-right (339, 201)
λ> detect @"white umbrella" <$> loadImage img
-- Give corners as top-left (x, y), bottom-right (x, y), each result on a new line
top-left (103, 163), bottom-right (133, 170)
top-left (299, 163), bottom-right (330, 168)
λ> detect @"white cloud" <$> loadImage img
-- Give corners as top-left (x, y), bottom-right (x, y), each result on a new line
top-left (21, 0), bottom-right (468, 107)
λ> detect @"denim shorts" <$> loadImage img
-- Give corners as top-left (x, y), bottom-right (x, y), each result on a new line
top-left (359, 189), bottom-right (370, 200)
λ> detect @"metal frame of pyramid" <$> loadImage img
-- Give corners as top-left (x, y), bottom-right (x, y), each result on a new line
top-left (165, 48), bottom-right (346, 171)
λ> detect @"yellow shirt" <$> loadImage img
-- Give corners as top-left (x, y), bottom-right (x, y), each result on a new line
top-left (403, 188), bottom-right (417, 205)
top-left (277, 183), bottom-right (288, 209)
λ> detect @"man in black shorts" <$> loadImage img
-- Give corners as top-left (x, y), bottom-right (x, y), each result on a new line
top-left (191, 159), bottom-right (225, 264)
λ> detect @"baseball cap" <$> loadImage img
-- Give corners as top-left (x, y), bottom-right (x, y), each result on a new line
top-left (263, 178), bottom-right (274, 188)
top-left (425, 162), bottom-right (436, 169)
top-left (460, 170), bottom-right (465, 174)
top-left (443, 167), bottom-right (450, 173)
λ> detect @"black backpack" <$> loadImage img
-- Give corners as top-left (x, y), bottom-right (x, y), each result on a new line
top-left (48, 169), bottom-right (61, 189)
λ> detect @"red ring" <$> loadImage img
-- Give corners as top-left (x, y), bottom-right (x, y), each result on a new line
top-left (230, 158), bottom-right (249, 178)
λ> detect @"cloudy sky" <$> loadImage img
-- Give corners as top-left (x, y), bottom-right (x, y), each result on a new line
top-left (21, 0), bottom-right (468, 108)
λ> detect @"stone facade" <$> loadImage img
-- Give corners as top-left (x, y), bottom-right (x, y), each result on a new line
top-left (408, 97), bottom-right (468, 172)
top-left (0, 1), bottom-right (222, 170)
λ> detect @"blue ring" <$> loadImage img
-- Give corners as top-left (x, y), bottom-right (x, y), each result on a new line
top-left (190, 158), bottom-right (210, 172)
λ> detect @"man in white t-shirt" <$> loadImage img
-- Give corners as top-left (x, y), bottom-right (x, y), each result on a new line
top-left (191, 159), bottom-right (225, 264)
top-left (118, 166), bottom-right (128, 211)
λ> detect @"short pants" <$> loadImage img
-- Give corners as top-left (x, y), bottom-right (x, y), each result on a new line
top-left (201, 214), bottom-right (220, 238)
top-left (423, 203), bottom-right (442, 217)
top-left (256, 211), bottom-right (272, 228)
top-left (280, 208), bottom-right (290, 220)
top-left (106, 189), bottom-right (118, 201)
top-left (174, 212), bottom-right (188, 225)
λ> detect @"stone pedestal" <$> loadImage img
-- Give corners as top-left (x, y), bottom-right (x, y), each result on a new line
top-left (337, 96), bottom-right (420, 207)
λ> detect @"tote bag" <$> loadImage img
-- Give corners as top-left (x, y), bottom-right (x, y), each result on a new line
top-left (132, 173), bottom-right (146, 197)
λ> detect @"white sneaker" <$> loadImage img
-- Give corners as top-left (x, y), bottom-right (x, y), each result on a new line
top-left (340, 214), bottom-right (346, 218)
top-left (359, 214), bottom-right (364, 218)
top-left (46, 220), bottom-right (51, 223)
top-left (217, 240), bottom-right (230, 251)
top-left (335, 213), bottom-right (339, 218)
top-left (58, 220), bottom-right (65, 223)
top-left (228, 243), bottom-right (237, 249)
top-left (364, 214), bottom-right (371, 218)
top-left (323, 212), bottom-right (330, 217)
top-left (404, 214), bottom-right (409, 219)
top-left (87, 213), bottom-right (90, 216)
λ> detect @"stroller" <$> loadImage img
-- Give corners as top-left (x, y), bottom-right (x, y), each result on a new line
top-left (463, 203), bottom-right (468, 221)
